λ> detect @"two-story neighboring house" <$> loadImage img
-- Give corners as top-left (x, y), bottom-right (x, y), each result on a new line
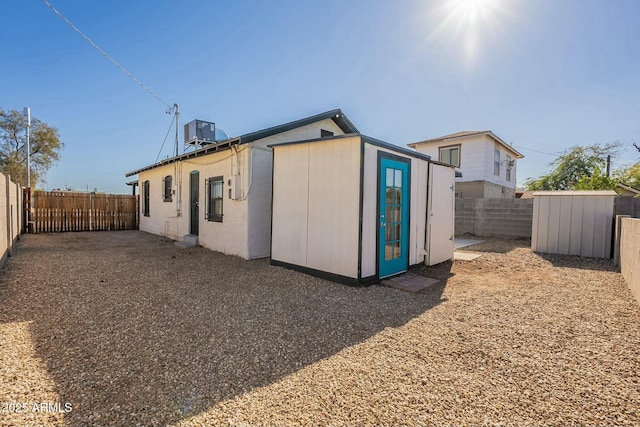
top-left (408, 131), bottom-right (524, 198)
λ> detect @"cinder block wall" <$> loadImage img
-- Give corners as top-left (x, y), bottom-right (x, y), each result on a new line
top-left (620, 218), bottom-right (640, 305)
top-left (615, 196), bottom-right (640, 218)
top-left (455, 198), bottom-right (533, 239)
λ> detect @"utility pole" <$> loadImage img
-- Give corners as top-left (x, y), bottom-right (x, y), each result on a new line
top-left (23, 107), bottom-right (31, 188)
top-left (23, 107), bottom-right (31, 233)
top-left (606, 154), bottom-right (611, 177)
top-left (173, 103), bottom-right (180, 157)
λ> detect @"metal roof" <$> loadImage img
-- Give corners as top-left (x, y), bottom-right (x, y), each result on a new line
top-left (269, 133), bottom-right (432, 162)
top-left (125, 109), bottom-right (358, 177)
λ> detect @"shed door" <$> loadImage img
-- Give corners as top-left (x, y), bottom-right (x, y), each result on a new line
top-left (190, 171), bottom-right (199, 235)
top-left (426, 163), bottom-right (454, 265)
top-left (379, 157), bottom-right (409, 278)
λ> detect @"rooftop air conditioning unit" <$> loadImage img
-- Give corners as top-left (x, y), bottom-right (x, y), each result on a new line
top-left (184, 120), bottom-right (217, 147)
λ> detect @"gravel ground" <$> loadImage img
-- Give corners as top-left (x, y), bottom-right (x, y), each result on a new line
top-left (0, 231), bottom-right (639, 426)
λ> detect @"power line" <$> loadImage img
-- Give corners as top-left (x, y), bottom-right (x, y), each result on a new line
top-left (512, 146), bottom-right (561, 156)
top-left (41, 0), bottom-right (172, 109)
top-left (155, 113), bottom-right (177, 163)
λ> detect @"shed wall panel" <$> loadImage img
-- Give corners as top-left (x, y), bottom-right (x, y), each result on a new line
top-left (532, 192), bottom-right (614, 258)
top-left (271, 144), bottom-right (310, 267)
top-left (247, 147), bottom-right (273, 259)
top-left (361, 144), bottom-right (378, 278)
top-left (569, 197), bottom-right (584, 256)
top-left (306, 139), bottom-right (361, 277)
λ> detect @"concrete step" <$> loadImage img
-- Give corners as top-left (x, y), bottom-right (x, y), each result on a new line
top-left (175, 234), bottom-right (198, 249)
top-left (380, 272), bottom-right (439, 294)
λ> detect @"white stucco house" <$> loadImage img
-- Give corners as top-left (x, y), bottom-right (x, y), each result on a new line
top-left (408, 131), bottom-right (524, 198)
top-left (125, 109), bottom-right (358, 259)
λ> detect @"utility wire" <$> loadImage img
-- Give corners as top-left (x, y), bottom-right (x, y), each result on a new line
top-left (513, 146), bottom-right (561, 156)
top-left (42, 0), bottom-right (172, 109)
top-left (155, 113), bottom-right (177, 163)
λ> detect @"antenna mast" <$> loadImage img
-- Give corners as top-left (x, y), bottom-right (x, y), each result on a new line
top-left (173, 103), bottom-right (180, 157)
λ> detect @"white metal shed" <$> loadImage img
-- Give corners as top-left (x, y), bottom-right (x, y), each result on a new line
top-left (531, 190), bottom-right (616, 258)
top-left (270, 134), bottom-right (455, 285)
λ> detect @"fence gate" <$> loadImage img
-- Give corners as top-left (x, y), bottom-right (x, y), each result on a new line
top-left (30, 191), bottom-right (138, 233)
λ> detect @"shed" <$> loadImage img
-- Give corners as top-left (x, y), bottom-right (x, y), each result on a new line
top-left (270, 134), bottom-right (456, 285)
top-left (531, 190), bottom-right (616, 258)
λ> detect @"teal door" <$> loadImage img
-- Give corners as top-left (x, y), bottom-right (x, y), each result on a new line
top-left (379, 157), bottom-right (409, 278)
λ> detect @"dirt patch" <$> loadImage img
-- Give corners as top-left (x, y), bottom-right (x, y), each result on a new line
top-left (1, 232), bottom-right (639, 426)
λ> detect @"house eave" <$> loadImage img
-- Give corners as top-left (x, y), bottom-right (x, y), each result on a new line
top-left (125, 108), bottom-right (358, 178)
top-left (407, 130), bottom-right (525, 159)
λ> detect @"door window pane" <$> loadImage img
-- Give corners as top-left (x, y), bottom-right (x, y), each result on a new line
top-left (385, 242), bottom-right (393, 260)
top-left (395, 169), bottom-right (402, 187)
top-left (393, 241), bottom-right (401, 258)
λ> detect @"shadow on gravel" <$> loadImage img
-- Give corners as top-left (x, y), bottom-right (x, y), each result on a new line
top-left (458, 238), bottom-right (531, 254)
top-left (0, 231), bottom-right (446, 426)
top-left (537, 252), bottom-right (619, 271)
top-left (412, 259), bottom-right (455, 291)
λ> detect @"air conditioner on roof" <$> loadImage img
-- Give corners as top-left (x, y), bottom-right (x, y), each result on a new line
top-left (184, 120), bottom-right (229, 148)
top-left (184, 120), bottom-right (215, 146)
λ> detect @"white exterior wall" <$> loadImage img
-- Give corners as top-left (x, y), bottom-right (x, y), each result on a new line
top-left (272, 137), bottom-right (361, 278)
top-left (138, 147), bottom-right (251, 258)
top-left (484, 135), bottom-right (517, 190)
top-left (413, 134), bottom-right (518, 192)
top-left (361, 142), bottom-right (429, 278)
top-left (137, 118), bottom-right (348, 260)
top-left (251, 118), bottom-right (346, 150)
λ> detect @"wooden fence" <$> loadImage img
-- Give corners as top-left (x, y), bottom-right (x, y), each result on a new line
top-left (31, 191), bottom-right (138, 233)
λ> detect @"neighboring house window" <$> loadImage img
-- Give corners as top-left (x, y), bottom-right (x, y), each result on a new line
top-left (142, 180), bottom-right (150, 217)
top-left (494, 148), bottom-right (500, 176)
top-left (506, 155), bottom-right (512, 182)
top-left (439, 146), bottom-right (460, 167)
top-left (205, 176), bottom-right (223, 222)
top-left (162, 175), bottom-right (172, 202)
top-left (321, 129), bottom-right (334, 137)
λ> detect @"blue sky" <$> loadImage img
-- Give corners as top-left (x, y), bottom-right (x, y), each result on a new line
top-left (2, 0), bottom-right (639, 193)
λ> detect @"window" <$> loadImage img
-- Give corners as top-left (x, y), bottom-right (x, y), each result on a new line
top-left (205, 176), bottom-right (223, 222)
top-left (162, 175), bottom-right (172, 202)
top-left (506, 155), bottom-right (512, 181)
top-left (439, 146), bottom-right (460, 167)
top-left (494, 148), bottom-right (500, 176)
top-left (321, 129), bottom-right (334, 137)
top-left (142, 180), bottom-right (150, 217)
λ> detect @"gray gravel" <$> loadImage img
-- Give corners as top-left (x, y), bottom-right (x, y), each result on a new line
top-left (0, 232), bottom-right (639, 426)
